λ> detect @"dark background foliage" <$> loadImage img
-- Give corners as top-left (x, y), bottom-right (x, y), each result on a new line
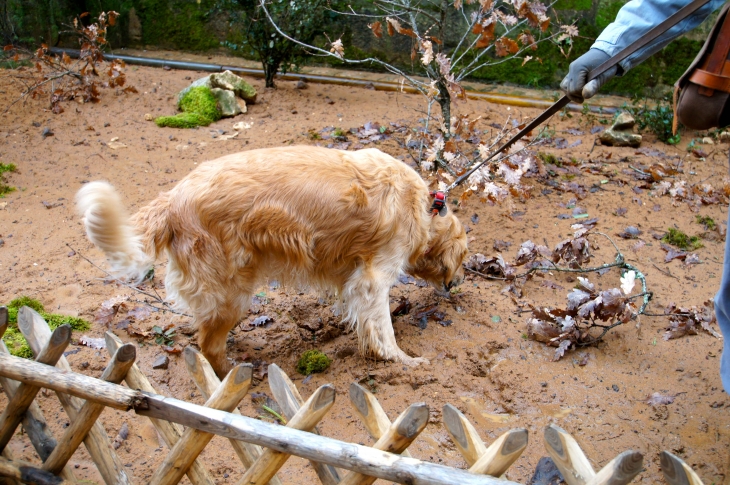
top-left (0, 0), bottom-right (715, 97)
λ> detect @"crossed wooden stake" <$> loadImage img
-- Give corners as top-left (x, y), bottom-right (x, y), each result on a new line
top-left (0, 305), bottom-right (716, 485)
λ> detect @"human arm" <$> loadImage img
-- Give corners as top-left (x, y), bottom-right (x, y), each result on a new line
top-left (562, 0), bottom-right (726, 102)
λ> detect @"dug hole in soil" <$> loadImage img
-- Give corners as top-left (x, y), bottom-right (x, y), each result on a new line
top-left (1, 62), bottom-right (729, 484)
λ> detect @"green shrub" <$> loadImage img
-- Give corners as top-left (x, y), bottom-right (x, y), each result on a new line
top-left (621, 97), bottom-right (680, 145)
top-left (3, 296), bottom-right (91, 358)
top-left (296, 349), bottom-right (332, 375)
top-left (696, 215), bottom-right (716, 231)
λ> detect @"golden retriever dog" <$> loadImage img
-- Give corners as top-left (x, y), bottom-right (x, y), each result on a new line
top-left (76, 146), bottom-right (468, 377)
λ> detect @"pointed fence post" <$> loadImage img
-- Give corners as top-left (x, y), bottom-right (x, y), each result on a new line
top-left (148, 364), bottom-right (254, 485)
top-left (660, 451), bottom-right (705, 485)
top-left (349, 383), bottom-right (411, 458)
top-left (544, 424), bottom-right (643, 485)
top-left (17, 307), bottom-right (132, 485)
top-left (105, 332), bottom-right (216, 485)
top-left (267, 364), bottom-right (341, 485)
top-left (42, 343), bottom-right (136, 475)
top-left (336, 402), bottom-right (429, 485)
top-left (183, 346), bottom-right (283, 485)
top-left (236, 384), bottom-right (336, 485)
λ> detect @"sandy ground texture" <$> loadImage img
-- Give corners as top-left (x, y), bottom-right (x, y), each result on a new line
top-left (1, 60), bottom-right (730, 485)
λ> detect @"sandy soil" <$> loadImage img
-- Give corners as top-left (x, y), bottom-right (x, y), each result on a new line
top-left (1, 61), bottom-right (729, 485)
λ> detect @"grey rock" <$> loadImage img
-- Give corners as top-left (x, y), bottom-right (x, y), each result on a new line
top-left (295, 80), bottom-right (307, 89)
top-left (152, 354), bottom-right (169, 370)
top-left (720, 131), bottom-right (730, 143)
top-left (210, 70), bottom-right (257, 103)
top-left (211, 88), bottom-right (241, 117)
top-left (599, 128), bottom-right (642, 148)
top-left (612, 112), bottom-right (635, 130)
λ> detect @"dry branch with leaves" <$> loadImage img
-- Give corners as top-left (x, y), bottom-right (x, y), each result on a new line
top-left (3, 11), bottom-right (136, 114)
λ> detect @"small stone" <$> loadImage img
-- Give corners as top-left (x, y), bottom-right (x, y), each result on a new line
top-left (0, 239), bottom-right (4, 247)
top-left (41, 127), bottom-right (54, 139)
top-left (291, 109), bottom-right (298, 114)
top-left (295, 80), bottom-right (307, 89)
top-left (144, 113), bottom-right (154, 121)
top-left (702, 137), bottom-right (715, 145)
top-left (152, 355), bottom-right (169, 370)
top-left (599, 129), bottom-right (642, 148)
top-left (720, 131), bottom-right (730, 143)
top-left (612, 384), bottom-right (619, 392)
top-left (612, 112), bottom-right (635, 130)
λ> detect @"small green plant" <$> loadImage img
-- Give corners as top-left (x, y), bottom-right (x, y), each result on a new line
top-left (307, 129), bottom-right (321, 140)
top-left (537, 152), bottom-right (558, 165)
top-left (662, 227), bottom-right (703, 250)
top-left (3, 296), bottom-right (91, 358)
top-left (296, 349), bottom-right (332, 375)
top-left (333, 127), bottom-right (345, 137)
top-left (151, 325), bottom-right (176, 347)
top-left (622, 96), bottom-right (681, 145)
top-left (155, 87), bottom-right (222, 129)
top-left (696, 215), bottom-right (717, 231)
top-left (0, 162), bottom-right (17, 196)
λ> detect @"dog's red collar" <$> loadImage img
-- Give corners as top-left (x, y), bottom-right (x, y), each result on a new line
top-left (429, 191), bottom-right (446, 217)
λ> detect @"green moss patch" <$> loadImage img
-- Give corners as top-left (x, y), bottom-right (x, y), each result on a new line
top-left (296, 349), bottom-right (332, 375)
top-left (0, 162), bottom-right (17, 196)
top-left (155, 86), bottom-right (222, 129)
top-left (3, 296), bottom-right (91, 358)
top-left (662, 228), bottom-right (703, 251)
top-left (696, 215), bottom-right (717, 231)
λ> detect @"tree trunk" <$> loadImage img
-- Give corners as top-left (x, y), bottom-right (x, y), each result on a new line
top-left (437, 80), bottom-right (452, 140)
top-left (263, 62), bottom-right (278, 88)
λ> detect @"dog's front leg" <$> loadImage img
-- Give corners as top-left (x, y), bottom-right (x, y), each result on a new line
top-left (345, 267), bottom-right (429, 366)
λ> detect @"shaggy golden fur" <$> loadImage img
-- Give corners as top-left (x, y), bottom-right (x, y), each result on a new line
top-left (76, 146), bottom-right (468, 377)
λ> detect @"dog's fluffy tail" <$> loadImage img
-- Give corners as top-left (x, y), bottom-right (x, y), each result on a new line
top-left (76, 181), bottom-right (157, 283)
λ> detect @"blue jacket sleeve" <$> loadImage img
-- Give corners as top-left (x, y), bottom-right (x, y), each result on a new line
top-left (592, 0), bottom-right (727, 73)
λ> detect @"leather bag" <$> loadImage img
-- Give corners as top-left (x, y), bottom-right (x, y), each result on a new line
top-left (675, 2), bottom-right (730, 131)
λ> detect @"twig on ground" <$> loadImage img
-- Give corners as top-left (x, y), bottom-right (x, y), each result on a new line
top-left (66, 243), bottom-right (191, 317)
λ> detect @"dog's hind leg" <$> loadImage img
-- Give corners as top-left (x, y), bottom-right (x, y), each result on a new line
top-left (196, 305), bottom-right (243, 379)
top-left (344, 266), bottom-right (429, 366)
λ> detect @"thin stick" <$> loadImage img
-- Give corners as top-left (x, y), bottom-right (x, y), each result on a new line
top-left (66, 243), bottom-right (191, 317)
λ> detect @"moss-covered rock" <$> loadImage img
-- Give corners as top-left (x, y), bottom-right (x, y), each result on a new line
top-left (296, 349), bottom-right (332, 375)
top-left (156, 86), bottom-right (222, 129)
top-left (179, 86), bottom-right (221, 121)
top-left (3, 296), bottom-right (91, 358)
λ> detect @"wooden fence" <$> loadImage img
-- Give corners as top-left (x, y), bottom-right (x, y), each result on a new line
top-left (0, 306), bottom-right (706, 485)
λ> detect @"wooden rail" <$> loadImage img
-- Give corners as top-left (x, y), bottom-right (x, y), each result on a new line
top-left (0, 306), bottom-right (660, 485)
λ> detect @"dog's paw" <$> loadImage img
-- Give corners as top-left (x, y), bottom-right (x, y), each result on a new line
top-left (399, 355), bottom-right (430, 367)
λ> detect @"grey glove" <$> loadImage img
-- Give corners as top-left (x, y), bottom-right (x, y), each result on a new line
top-left (560, 49), bottom-right (618, 103)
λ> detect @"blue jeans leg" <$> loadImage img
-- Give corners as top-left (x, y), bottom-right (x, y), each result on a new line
top-left (715, 152), bottom-right (730, 393)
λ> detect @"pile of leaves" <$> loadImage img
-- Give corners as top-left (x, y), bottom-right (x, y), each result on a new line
top-left (526, 273), bottom-right (638, 361)
top-left (655, 179), bottom-right (730, 210)
top-left (663, 300), bottom-right (721, 340)
top-left (3, 11), bottom-right (136, 114)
